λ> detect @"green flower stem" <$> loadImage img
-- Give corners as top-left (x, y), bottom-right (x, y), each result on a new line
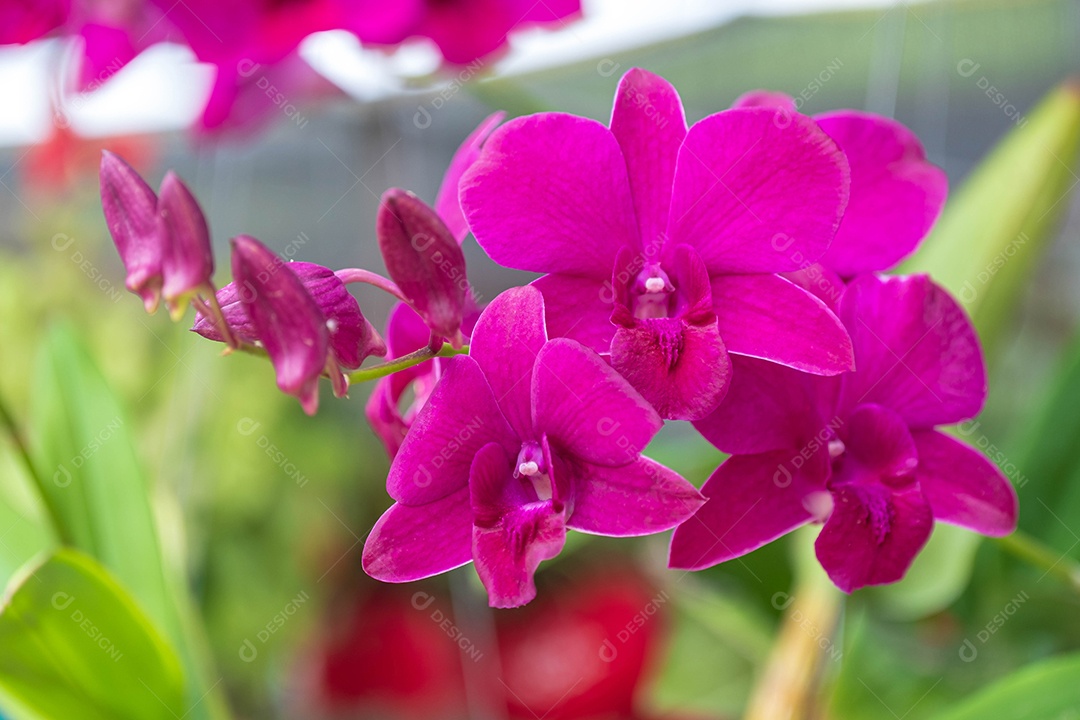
top-left (348, 343), bottom-right (469, 385)
top-left (0, 392), bottom-right (71, 544)
top-left (995, 531), bottom-right (1080, 593)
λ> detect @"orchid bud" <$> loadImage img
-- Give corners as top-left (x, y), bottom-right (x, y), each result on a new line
top-left (230, 235), bottom-right (329, 415)
top-left (159, 171), bottom-right (214, 319)
top-left (100, 150), bottom-right (163, 313)
top-left (376, 189), bottom-right (467, 346)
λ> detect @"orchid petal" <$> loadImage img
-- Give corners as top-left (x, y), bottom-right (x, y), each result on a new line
top-left (469, 286), bottom-right (547, 440)
top-left (461, 113), bottom-right (639, 275)
top-left (694, 355), bottom-right (841, 456)
top-left (668, 449), bottom-right (827, 570)
top-left (387, 355), bottom-right (515, 505)
top-left (668, 107), bottom-right (849, 274)
top-left (712, 273), bottom-right (854, 375)
top-left (838, 274), bottom-right (986, 428)
top-left (533, 339), bottom-right (661, 467)
top-left (610, 245), bottom-right (730, 420)
top-left (913, 430), bottom-right (1018, 536)
top-left (531, 273), bottom-right (617, 354)
top-left (566, 457), bottom-right (703, 537)
top-left (362, 487), bottom-right (473, 582)
top-left (815, 483), bottom-right (933, 592)
top-left (816, 111), bottom-right (948, 276)
top-left (610, 68), bottom-right (688, 253)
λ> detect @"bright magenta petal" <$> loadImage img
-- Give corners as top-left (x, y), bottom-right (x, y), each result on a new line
top-left (815, 483), bottom-right (933, 592)
top-left (712, 273), bottom-right (854, 375)
top-left (838, 274), bottom-right (986, 428)
top-left (435, 111), bottom-right (505, 243)
top-left (669, 449), bottom-right (827, 570)
top-left (913, 430), bottom-right (1018, 536)
top-left (362, 488), bottom-right (473, 582)
top-left (533, 339), bottom-right (661, 467)
top-left (668, 107), bottom-right (849, 274)
top-left (461, 113), bottom-right (639, 275)
top-left (531, 273), bottom-right (616, 354)
top-left (816, 111), bottom-right (948, 276)
top-left (694, 355), bottom-right (841, 456)
top-left (566, 457), bottom-right (703, 537)
top-left (843, 403), bottom-right (919, 479)
top-left (386, 355), bottom-right (515, 505)
top-left (469, 286), bottom-right (547, 440)
top-left (610, 68), bottom-right (687, 253)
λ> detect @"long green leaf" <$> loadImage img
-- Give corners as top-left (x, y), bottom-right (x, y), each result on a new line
top-left (26, 324), bottom-right (230, 720)
top-left (0, 549), bottom-right (185, 720)
top-left (930, 653), bottom-right (1080, 720)
top-left (28, 323), bottom-right (173, 641)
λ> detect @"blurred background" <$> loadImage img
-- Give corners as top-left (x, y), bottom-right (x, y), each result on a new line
top-left (1, 0), bottom-right (1079, 718)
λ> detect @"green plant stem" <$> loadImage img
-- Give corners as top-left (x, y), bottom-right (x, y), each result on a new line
top-left (348, 343), bottom-right (468, 384)
top-left (995, 531), bottom-right (1080, 593)
top-left (0, 391), bottom-right (71, 544)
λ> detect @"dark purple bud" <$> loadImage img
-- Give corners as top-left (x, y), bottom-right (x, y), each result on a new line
top-left (193, 262), bottom-right (386, 371)
top-left (100, 150), bottom-right (163, 313)
top-left (159, 171), bottom-right (214, 319)
top-left (230, 236), bottom-right (329, 415)
top-left (376, 189), bottom-right (467, 346)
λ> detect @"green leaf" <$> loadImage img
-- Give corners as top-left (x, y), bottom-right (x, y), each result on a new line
top-left (28, 323), bottom-right (173, 642)
top-left (25, 324), bottom-right (232, 720)
top-left (0, 447), bottom-right (51, 586)
top-left (0, 549), bottom-right (185, 720)
top-left (1011, 331), bottom-right (1080, 546)
top-left (930, 653), bottom-right (1080, 720)
top-left (902, 81), bottom-right (1080, 358)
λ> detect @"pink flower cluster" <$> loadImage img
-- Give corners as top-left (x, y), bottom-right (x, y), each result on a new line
top-left (3, 0), bottom-right (580, 131)
top-left (101, 67), bottom-right (1018, 607)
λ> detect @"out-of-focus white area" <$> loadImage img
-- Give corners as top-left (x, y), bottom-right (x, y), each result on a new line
top-left (0, 0), bottom-right (903, 147)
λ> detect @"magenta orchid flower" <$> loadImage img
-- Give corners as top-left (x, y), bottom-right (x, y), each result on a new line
top-left (461, 67), bottom-right (855, 421)
top-left (735, 91), bottom-right (948, 304)
top-left (363, 286), bottom-right (704, 608)
top-left (100, 150), bottom-right (214, 317)
top-left (344, 0), bottom-right (580, 65)
top-left (670, 274), bottom-right (1018, 592)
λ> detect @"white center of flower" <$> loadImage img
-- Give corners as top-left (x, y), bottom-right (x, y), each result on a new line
top-left (644, 276), bottom-right (667, 293)
top-left (828, 438), bottom-right (846, 459)
top-left (517, 461), bottom-right (540, 476)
